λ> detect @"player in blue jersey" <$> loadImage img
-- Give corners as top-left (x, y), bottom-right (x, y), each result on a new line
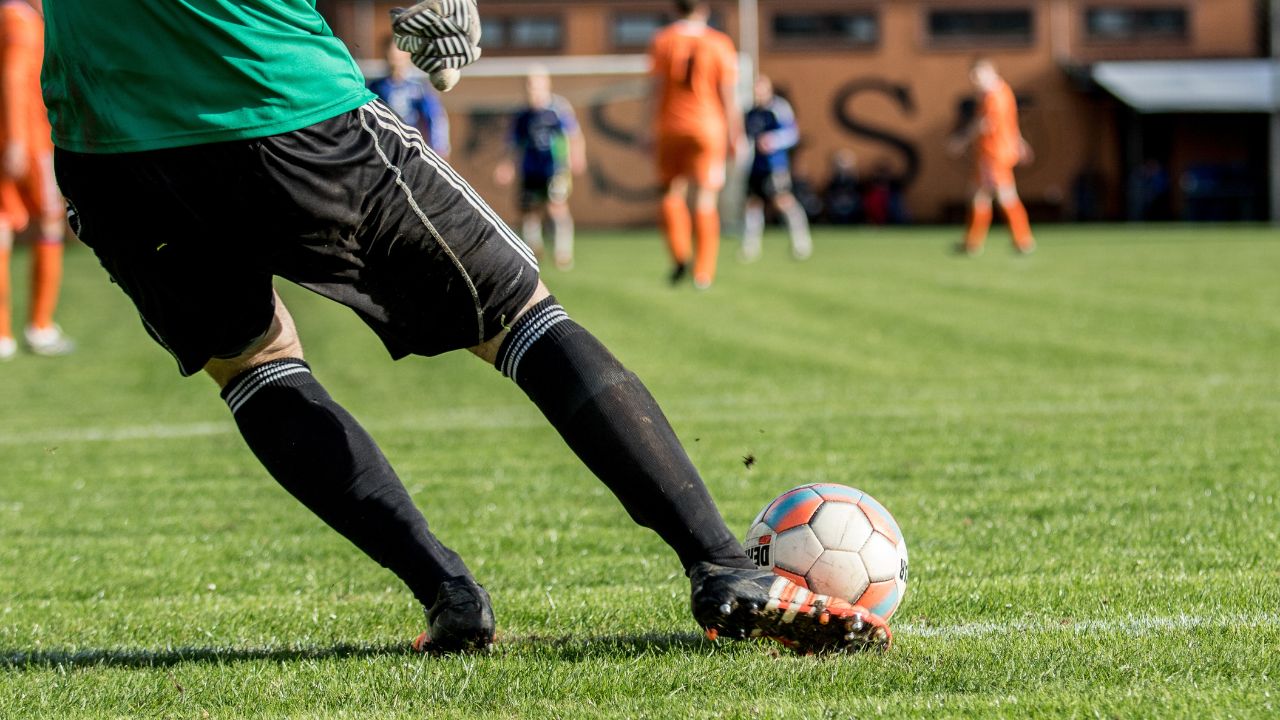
top-left (741, 76), bottom-right (811, 262)
top-left (494, 68), bottom-right (585, 270)
top-left (368, 37), bottom-right (451, 158)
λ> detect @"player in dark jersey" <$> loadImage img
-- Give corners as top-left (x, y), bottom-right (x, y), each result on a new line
top-left (494, 68), bottom-right (584, 270)
top-left (741, 75), bottom-right (811, 262)
top-left (368, 36), bottom-right (451, 158)
top-left (42, 0), bottom-right (889, 654)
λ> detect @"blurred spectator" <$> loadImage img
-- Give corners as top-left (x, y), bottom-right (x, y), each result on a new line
top-left (824, 149), bottom-right (861, 224)
top-left (861, 161), bottom-right (908, 225)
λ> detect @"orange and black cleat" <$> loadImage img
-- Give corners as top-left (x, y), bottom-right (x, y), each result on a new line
top-left (689, 561), bottom-right (892, 654)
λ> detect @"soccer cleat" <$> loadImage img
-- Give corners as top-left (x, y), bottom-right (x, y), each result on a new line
top-left (669, 261), bottom-right (689, 286)
top-left (689, 561), bottom-right (892, 654)
top-left (1014, 241), bottom-right (1036, 256)
top-left (412, 576), bottom-right (495, 654)
top-left (0, 336), bottom-right (15, 361)
top-left (24, 324), bottom-right (75, 357)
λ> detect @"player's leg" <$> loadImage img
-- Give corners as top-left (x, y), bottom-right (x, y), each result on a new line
top-left (0, 180), bottom-right (27, 359)
top-left (518, 182), bottom-right (546, 261)
top-left (657, 135), bottom-right (693, 282)
top-left (547, 175), bottom-right (574, 271)
top-left (771, 173), bottom-right (812, 261)
top-left (961, 166), bottom-right (995, 255)
top-left (995, 180), bottom-right (1035, 253)
top-left (741, 195), bottom-right (765, 263)
top-left (25, 153), bottom-right (74, 356)
top-left (689, 139), bottom-right (726, 289)
top-left (205, 296), bottom-right (488, 652)
top-left (470, 283), bottom-right (890, 651)
top-left (0, 218), bottom-right (12, 360)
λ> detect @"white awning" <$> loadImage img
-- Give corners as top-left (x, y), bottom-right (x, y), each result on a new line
top-left (1092, 59), bottom-right (1278, 113)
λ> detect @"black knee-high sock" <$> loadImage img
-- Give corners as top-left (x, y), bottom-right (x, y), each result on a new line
top-left (495, 297), bottom-right (754, 572)
top-left (221, 359), bottom-right (470, 606)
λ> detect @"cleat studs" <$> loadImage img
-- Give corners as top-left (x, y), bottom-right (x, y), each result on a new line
top-left (719, 603), bottom-right (733, 615)
top-left (705, 628), bottom-right (719, 641)
top-left (819, 612), bottom-right (830, 625)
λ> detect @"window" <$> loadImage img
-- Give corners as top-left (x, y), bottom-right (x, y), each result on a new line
top-left (1085, 7), bottom-right (1188, 41)
top-left (479, 15), bottom-right (563, 53)
top-left (927, 9), bottom-right (1034, 44)
top-left (612, 12), bottom-right (669, 49)
top-left (772, 11), bottom-right (879, 49)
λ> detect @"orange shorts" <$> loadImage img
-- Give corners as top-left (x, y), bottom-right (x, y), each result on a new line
top-left (656, 132), bottom-right (727, 190)
top-left (0, 151), bottom-right (61, 232)
top-left (974, 156), bottom-right (1016, 191)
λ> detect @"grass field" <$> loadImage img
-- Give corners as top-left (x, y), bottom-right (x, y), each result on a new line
top-left (1, 224), bottom-right (1278, 718)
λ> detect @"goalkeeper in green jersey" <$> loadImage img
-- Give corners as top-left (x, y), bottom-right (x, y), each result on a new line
top-left (41, 0), bottom-right (890, 654)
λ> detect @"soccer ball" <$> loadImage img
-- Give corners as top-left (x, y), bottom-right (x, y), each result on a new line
top-left (743, 483), bottom-right (908, 621)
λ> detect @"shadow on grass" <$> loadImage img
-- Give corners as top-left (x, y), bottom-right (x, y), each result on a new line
top-left (500, 631), bottom-right (721, 661)
top-left (1, 642), bottom-right (411, 670)
top-left (1, 632), bottom-right (730, 669)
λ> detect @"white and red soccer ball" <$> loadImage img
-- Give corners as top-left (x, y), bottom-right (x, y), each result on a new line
top-left (744, 483), bottom-right (909, 621)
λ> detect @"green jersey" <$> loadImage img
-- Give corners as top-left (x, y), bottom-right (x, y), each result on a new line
top-left (43, 0), bottom-right (375, 153)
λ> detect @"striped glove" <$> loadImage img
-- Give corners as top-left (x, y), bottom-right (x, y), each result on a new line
top-left (390, 0), bottom-right (481, 92)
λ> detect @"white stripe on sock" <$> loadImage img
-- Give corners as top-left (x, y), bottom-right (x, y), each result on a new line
top-left (227, 365), bottom-right (311, 415)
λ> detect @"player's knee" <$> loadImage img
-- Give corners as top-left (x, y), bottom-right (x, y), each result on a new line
top-left (693, 188), bottom-right (718, 211)
top-left (996, 186), bottom-right (1020, 206)
top-left (468, 281), bottom-right (552, 366)
top-left (204, 297), bottom-right (304, 388)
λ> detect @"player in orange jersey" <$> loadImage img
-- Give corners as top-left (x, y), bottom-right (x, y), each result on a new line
top-left (645, 0), bottom-right (743, 289)
top-left (0, 0), bottom-right (72, 358)
top-left (949, 58), bottom-right (1035, 257)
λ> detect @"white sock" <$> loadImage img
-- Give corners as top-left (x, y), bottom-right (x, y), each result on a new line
top-left (522, 215), bottom-right (544, 255)
top-left (742, 205), bottom-right (764, 260)
top-left (783, 204), bottom-right (811, 259)
top-left (552, 213), bottom-right (574, 265)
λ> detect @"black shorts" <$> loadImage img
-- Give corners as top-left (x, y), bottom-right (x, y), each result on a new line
top-left (518, 172), bottom-right (570, 211)
top-left (747, 169), bottom-right (793, 201)
top-left (56, 101), bottom-right (540, 376)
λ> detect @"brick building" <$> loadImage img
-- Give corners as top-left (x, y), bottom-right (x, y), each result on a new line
top-left (319, 1), bottom-right (1272, 226)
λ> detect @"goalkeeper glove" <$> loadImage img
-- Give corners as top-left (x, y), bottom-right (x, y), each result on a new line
top-left (391, 0), bottom-right (481, 92)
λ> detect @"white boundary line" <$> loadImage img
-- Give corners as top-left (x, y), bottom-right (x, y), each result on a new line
top-left (0, 422), bottom-right (232, 446)
top-left (897, 611), bottom-right (1280, 639)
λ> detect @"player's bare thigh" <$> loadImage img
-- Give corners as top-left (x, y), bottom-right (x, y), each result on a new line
top-left (205, 280), bottom-right (551, 386)
top-left (468, 280), bottom-right (552, 364)
top-left (204, 290), bottom-right (304, 389)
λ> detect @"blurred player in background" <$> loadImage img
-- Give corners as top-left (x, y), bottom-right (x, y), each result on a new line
top-left (43, 0), bottom-right (888, 654)
top-left (741, 75), bottom-right (811, 263)
top-left (368, 36), bottom-right (451, 158)
top-left (493, 67), bottom-right (585, 271)
top-left (0, 0), bottom-right (72, 359)
top-left (646, 0), bottom-right (743, 289)
top-left (949, 58), bottom-right (1035, 256)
